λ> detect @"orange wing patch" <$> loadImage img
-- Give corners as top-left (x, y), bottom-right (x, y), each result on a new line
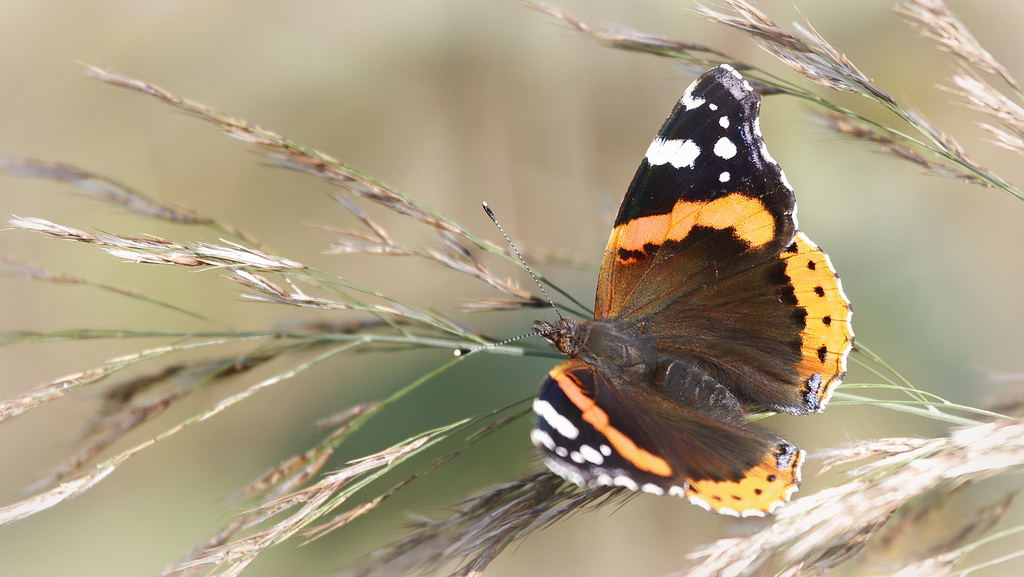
top-left (551, 366), bottom-right (673, 477)
top-left (685, 444), bottom-right (803, 517)
top-left (609, 193), bottom-right (775, 263)
top-left (782, 232), bottom-right (854, 410)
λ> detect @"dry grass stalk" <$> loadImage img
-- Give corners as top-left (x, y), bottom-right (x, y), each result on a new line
top-left (28, 355), bottom-right (276, 489)
top-left (354, 420), bottom-right (1024, 577)
top-left (3, 219), bottom-right (265, 330)
top-left (887, 551), bottom-right (964, 577)
top-left (82, 65), bottom-right (494, 251)
top-left (83, 64), bottom-right (547, 313)
top-left (923, 492), bottom-right (1014, 557)
top-left (9, 216), bottom-right (305, 270)
top-left (314, 401), bottom-right (384, 434)
top-left (355, 472), bottom-right (625, 577)
top-left (171, 441), bottom-right (344, 576)
top-left (427, 232), bottom-right (535, 302)
top-left (1, 340), bottom-right (358, 528)
top-left (979, 123), bottom-right (1024, 156)
top-left (946, 70), bottom-right (1024, 156)
top-left (0, 367), bottom-right (111, 423)
top-left (703, 0), bottom-right (1023, 196)
top-left (697, 0), bottom-right (895, 104)
top-left (330, 192), bottom-right (396, 247)
top-left (0, 440), bottom-right (142, 525)
top-left (526, 1), bottom-right (737, 63)
top-left (0, 254), bottom-right (87, 284)
top-left (896, 0), bottom-right (1022, 93)
top-left (0, 155), bottom-right (210, 223)
top-left (538, 0), bottom-right (1024, 197)
top-left (949, 71), bottom-right (1024, 134)
top-left (5, 69), bottom-right (549, 327)
top-left (456, 297), bottom-right (548, 312)
top-left (895, 0), bottom-right (1024, 187)
top-left (160, 351), bottom-right (520, 575)
top-left (163, 433), bottom-right (438, 577)
top-left (813, 106), bottom-right (990, 186)
top-left (230, 270), bottom-right (352, 309)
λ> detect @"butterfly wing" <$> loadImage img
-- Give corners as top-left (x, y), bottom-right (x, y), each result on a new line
top-left (531, 358), bottom-right (802, 517)
top-left (596, 65), bottom-right (852, 414)
top-left (532, 65), bottom-right (851, 514)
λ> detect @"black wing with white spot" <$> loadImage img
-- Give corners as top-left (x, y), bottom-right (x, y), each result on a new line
top-left (611, 64), bottom-right (796, 239)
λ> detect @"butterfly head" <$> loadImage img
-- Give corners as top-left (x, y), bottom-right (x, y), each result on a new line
top-left (532, 318), bottom-right (587, 357)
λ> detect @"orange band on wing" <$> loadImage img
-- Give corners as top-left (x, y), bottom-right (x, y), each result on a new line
top-left (552, 369), bottom-right (673, 477)
top-left (686, 445), bottom-right (803, 516)
top-left (781, 232), bottom-right (853, 407)
top-left (610, 193), bottom-right (774, 259)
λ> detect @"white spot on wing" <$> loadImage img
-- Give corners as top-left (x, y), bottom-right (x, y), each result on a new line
top-left (681, 82), bottom-right (705, 110)
top-left (687, 493), bottom-right (713, 512)
top-left (641, 483), bottom-right (664, 496)
top-left (555, 446), bottom-right (568, 458)
top-left (719, 171), bottom-right (730, 182)
top-left (719, 507), bottom-right (742, 517)
top-left (719, 116), bottom-right (729, 129)
top-left (646, 137), bottom-right (701, 169)
top-left (530, 429), bottom-right (556, 451)
top-left (713, 137), bottom-right (737, 159)
top-left (543, 457), bottom-right (585, 487)
top-left (613, 476), bottom-right (639, 491)
top-left (709, 103), bottom-right (719, 111)
top-left (570, 451), bottom-right (584, 464)
top-left (533, 399), bottom-right (579, 440)
top-left (599, 444), bottom-right (612, 457)
top-left (668, 485), bottom-right (686, 497)
top-left (579, 445), bottom-right (604, 465)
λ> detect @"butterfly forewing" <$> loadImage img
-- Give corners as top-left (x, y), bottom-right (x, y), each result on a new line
top-left (597, 65), bottom-right (797, 323)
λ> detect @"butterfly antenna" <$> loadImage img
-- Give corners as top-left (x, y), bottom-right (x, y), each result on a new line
top-left (454, 331), bottom-right (533, 357)
top-left (482, 202), bottom-right (564, 319)
top-left (453, 203), bottom-right (562, 358)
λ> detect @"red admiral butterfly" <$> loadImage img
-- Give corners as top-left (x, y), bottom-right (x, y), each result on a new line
top-left (531, 65), bottom-right (853, 516)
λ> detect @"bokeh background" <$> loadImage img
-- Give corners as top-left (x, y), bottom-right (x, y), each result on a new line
top-left (2, 0), bottom-right (1023, 576)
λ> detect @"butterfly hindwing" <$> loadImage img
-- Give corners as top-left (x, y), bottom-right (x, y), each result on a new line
top-left (531, 358), bottom-right (803, 516)
top-left (780, 232), bottom-right (853, 410)
top-left (613, 230), bottom-right (852, 413)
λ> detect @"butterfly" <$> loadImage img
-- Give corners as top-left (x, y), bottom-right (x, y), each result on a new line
top-left (530, 64), bottom-right (853, 517)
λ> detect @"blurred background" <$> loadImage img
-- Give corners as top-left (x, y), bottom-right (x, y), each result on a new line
top-left (1, 0), bottom-right (1023, 575)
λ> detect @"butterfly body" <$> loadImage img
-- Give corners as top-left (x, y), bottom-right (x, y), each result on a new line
top-left (534, 318), bottom-right (654, 380)
top-left (530, 65), bottom-right (853, 517)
